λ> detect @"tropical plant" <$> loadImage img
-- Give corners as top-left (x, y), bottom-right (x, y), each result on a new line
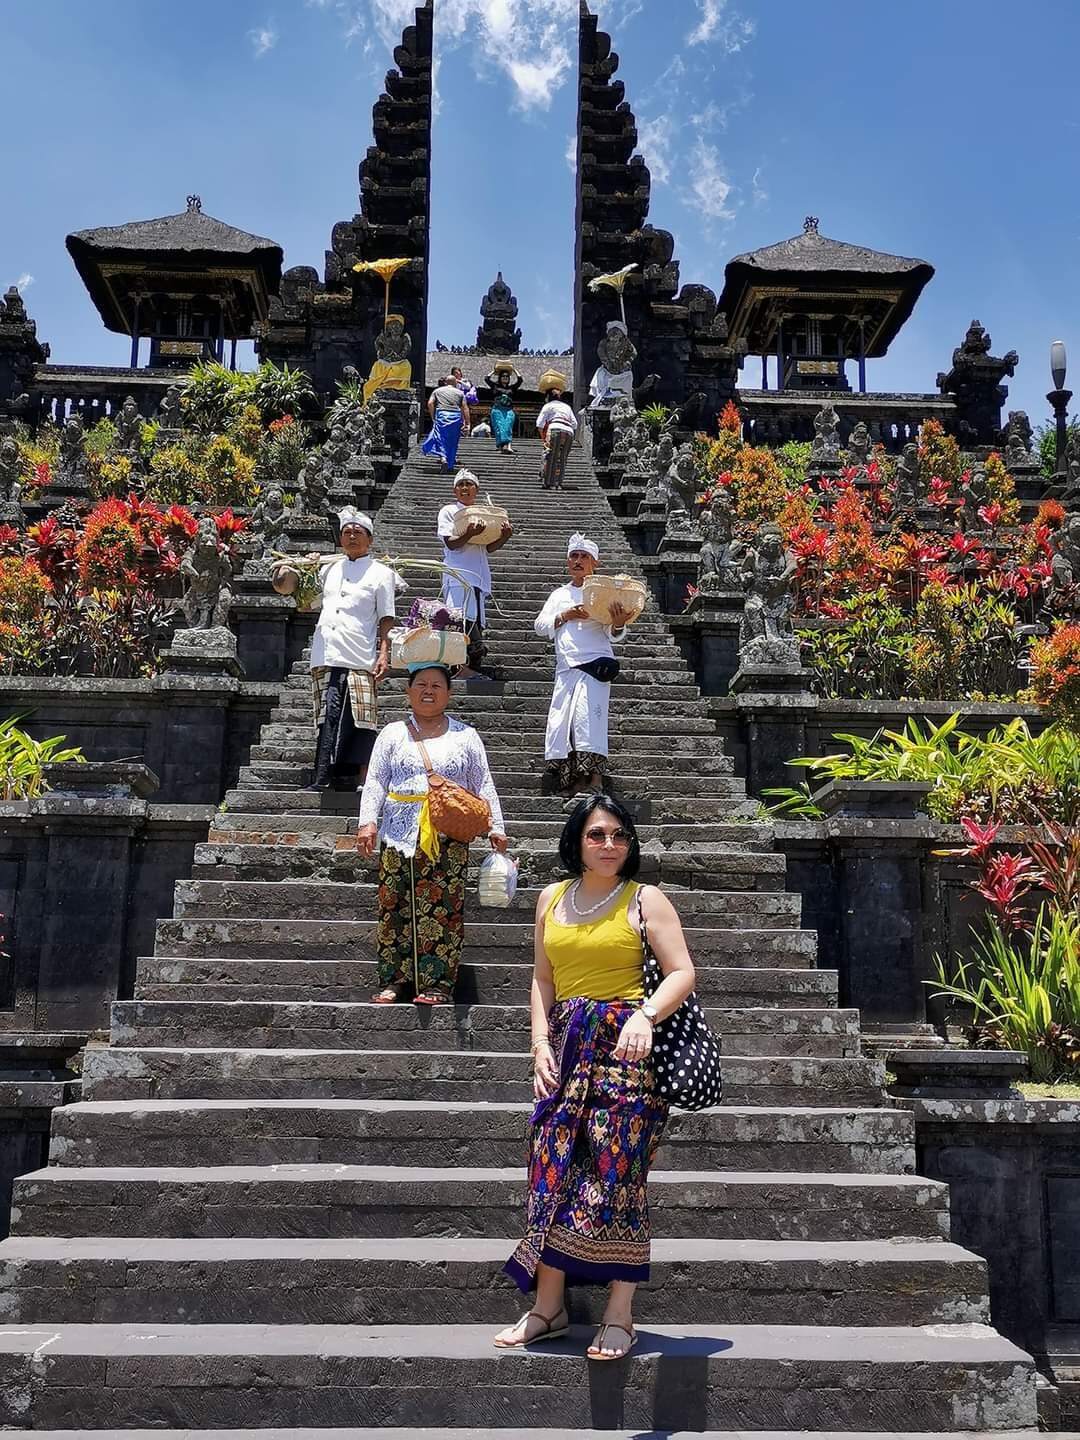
top-left (1029, 623), bottom-right (1080, 729)
top-left (0, 716), bottom-right (85, 800)
top-left (182, 361), bottom-right (258, 433)
top-left (252, 362), bottom-right (315, 423)
top-left (918, 417), bottom-right (963, 488)
top-left (1035, 419), bottom-right (1080, 480)
top-left (640, 403), bottom-right (671, 437)
top-left (761, 781), bottom-right (825, 820)
top-left (931, 906), bottom-right (1080, 1081)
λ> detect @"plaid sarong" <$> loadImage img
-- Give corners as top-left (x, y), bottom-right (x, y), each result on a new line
top-left (310, 667), bottom-right (379, 731)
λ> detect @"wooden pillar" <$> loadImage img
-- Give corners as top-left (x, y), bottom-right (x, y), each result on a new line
top-left (129, 298), bottom-right (140, 369)
top-left (229, 338), bottom-right (238, 371)
top-left (857, 321), bottom-right (867, 394)
top-left (760, 355), bottom-right (768, 391)
top-left (775, 321), bottom-right (784, 393)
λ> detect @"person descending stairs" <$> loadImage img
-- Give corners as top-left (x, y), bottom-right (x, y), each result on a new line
top-left (0, 434), bottom-right (1040, 1435)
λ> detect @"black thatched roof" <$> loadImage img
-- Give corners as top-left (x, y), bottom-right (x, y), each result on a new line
top-left (719, 222), bottom-right (934, 358)
top-left (66, 201), bottom-right (283, 335)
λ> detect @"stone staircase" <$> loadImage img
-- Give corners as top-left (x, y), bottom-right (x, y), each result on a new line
top-left (0, 436), bottom-right (1040, 1436)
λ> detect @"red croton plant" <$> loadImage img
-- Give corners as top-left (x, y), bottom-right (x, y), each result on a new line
top-left (0, 496), bottom-right (246, 678)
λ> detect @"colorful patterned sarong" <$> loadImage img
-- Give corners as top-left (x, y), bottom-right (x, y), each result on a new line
top-left (505, 997), bottom-right (668, 1291)
top-left (421, 409), bottom-right (464, 469)
top-left (542, 428), bottom-right (574, 489)
top-left (376, 839), bottom-right (468, 997)
top-left (491, 404), bottom-right (515, 448)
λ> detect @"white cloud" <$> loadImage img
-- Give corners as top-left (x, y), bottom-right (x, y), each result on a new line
top-left (15, 273), bottom-right (33, 293)
top-left (752, 165), bottom-right (767, 206)
top-left (565, 133), bottom-right (578, 175)
top-left (687, 0), bottom-right (755, 52)
top-left (249, 22), bottom-right (278, 57)
top-left (685, 138), bottom-right (735, 221)
top-left (637, 115), bottom-right (676, 186)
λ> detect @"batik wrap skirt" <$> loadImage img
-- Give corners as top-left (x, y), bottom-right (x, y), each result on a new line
top-left (491, 404), bottom-right (515, 448)
top-left (542, 427), bottom-right (574, 489)
top-left (505, 997), bottom-right (668, 1291)
top-left (376, 840), bottom-right (468, 996)
top-left (421, 409), bottom-right (464, 469)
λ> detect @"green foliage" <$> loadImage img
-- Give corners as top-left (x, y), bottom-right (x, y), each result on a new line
top-left (931, 906), bottom-right (1080, 1081)
top-left (1035, 419), bottom-right (1080, 480)
top-left (0, 715), bottom-right (85, 800)
top-left (799, 591), bottom-right (914, 700)
top-left (909, 582), bottom-right (1022, 701)
top-left (182, 361), bottom-right (257, 433)
top-left (640, 403), bottom-right (671, 437)
top-left (252, 362), bottom-right (314, 423)
top-left (789, 715), bottom-right (1080, 826)
top-left (761, 782), bottom-right (825, 820)
top-left (776, 440), bottom-right (812, 488)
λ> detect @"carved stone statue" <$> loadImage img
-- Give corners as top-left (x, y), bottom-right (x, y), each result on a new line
top-left (158, 385), bottom-right (183, 431)
top-left (363, 313), bottom-right (412, 404)
top-left (1004, 410), bottom-right (1034, 469)
top-left (697, 494), bottom-right (744, 594)
top-left (643, 433), bottom-right (676, 506)
top-left (624, 419), bottom-right (652, 475)
top-left (738, 523), bottom-right (800, 667)
top-left (589, 321), bottom-right (637, 408)
top-left (114, 395), bottom-right (143, 456)
top-left (936, 319), bottom-right (1019, 447)
top-left (894, 442), bottom-right (921, 511)
top-left (960, 463), bottom-right (992, 530)
top-left (610, 395), bottom-right (638, 463)
top-left (846, 421), bottom-right (872, 470)
top-left (321, 424), bottom-right (351, 479)
top-left (58, 413), bottom-right (88, 488)
top-left (1044, 513), bottom-right (1080, 618)
top-left (1062, 434), bottom-right (1080, 508)
top-left (295, 453), bottom-right (329, 514)
top-left (251, 486), bottom-right (287, 559)
top-left (810, 403), bottom-right (840, 461)
top-left (179, 516), bottom-right (233, 630)
top-left (0, 436), bottom-right (25, 530)
top-left (364, 393), bottom-right (388, 452)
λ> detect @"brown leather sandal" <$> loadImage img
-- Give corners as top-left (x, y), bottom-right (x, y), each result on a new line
top-left (493, 1306), bottom-right (570, 1349)
top-left (587, 1322), bottom-right (637, 1361)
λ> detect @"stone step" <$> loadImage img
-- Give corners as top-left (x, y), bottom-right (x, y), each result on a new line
top-left (108, 1000), bottom-right (860, 1060)
top-left (189, 842), bottom-right (788, 892)
top-left (214, 807), bottom-right (773, 840)
top-left (50, 1100), bottom-right (910, 1173)
top-left (0, 1321), bottom-right (1034, 1430)
top-left (237, 752), bottom-right (739, 788)
top-left (11, 1163), bottom-right (946, 1242)
top-left (80, 1046), bottom-right (885, 1106)
top-left (249, 730), bottom-right (729, 763)
top-left (135, 958), bottom-right (836, 1008)
top-left (0, 1431), bottom-right (1044, 1440)
top-left (151, 917), bottom-right (818, 967)
top-left (0, 1234), bottom-right (985, 1328)
top-left (272, 677), bottom-right (705, 704)
top-left (170, 881), bottom-right (803, 926)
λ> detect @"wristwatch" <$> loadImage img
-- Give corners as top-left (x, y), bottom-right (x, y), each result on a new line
top-left (640, 1003), bottom-right (659, 1026)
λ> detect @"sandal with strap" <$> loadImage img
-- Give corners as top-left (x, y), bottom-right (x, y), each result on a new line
top-left (414, 990), bottom-right (453, 1006)
top-left (371, 985), bottom-right (406, 1005)
top-left (587, 1322), bottom-right (637, 1361)
top-left (493, 1306), bottom-right (570, 1349)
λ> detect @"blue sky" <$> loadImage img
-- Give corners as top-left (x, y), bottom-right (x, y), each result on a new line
top-left (2, 0), bottom-right (1079, 423)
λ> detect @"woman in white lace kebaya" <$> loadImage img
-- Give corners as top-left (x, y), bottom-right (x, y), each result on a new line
top-left (357, 663), bottom-right (508, 1005)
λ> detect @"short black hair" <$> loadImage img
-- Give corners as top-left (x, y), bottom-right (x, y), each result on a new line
top-left (558, 793), bottom-right (641, 880)
top-left (406, 665), bottom-right (453, 688)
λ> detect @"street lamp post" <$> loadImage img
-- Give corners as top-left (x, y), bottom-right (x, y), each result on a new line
top-left (1048, 340), bottom-right (1072, 478)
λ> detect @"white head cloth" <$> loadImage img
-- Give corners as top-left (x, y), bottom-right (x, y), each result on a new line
top-left (606, 320), bottom-right (628, 334)
top-left (337, 507), bottom-right (373, 534)
top-left (453, 469), bottom-right (479, 488)
top-left (567, 532), bottom-right (599, 561)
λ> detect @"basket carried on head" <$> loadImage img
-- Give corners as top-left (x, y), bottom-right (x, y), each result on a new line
top-left (389, 625), bottom-right (467, 671)
top-left (538, 368), bottom-right (568, 395)
top-left (582, 573), bottom-right (648, 626)
top-left (451, 494), bottom-right (510, 547)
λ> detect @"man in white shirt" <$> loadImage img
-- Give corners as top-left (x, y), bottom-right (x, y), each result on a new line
top-left (306, 507), bottom-right (398, 791)
top-left (536, 386), bottom-right (579, 491)
top-left (534, 532), bottom-right (633, 805)
top-left (437, 469), bottom-right (513, 680)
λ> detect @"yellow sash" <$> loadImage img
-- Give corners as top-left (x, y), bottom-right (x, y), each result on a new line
top-left (388, 791), bottom-right (440, 863)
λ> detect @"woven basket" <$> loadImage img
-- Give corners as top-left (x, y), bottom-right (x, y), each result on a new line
top-left (389, 624), bottom-right (468, 671)
top-left (582, 573), bottom-right (648, 626)
top-left (451, 498), bottom-right (510, 547)
top-left (538, 368), bottom-right (568, 394)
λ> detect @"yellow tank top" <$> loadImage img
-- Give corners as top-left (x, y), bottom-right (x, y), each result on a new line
top-left (544, 879), bottom-right (644, 1003)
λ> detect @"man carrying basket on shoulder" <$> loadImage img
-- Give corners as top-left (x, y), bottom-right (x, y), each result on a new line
top-left (535, 533), bottom-right (633, 808)
top-left (437, 468), bottom-right (513, 680)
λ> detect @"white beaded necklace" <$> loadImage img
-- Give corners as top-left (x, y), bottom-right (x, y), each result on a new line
top-left (568, 878), bottom-right (624, 919)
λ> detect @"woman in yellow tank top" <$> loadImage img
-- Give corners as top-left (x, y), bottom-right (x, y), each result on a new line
top-left (495, 794), bottom-right (696, 1361)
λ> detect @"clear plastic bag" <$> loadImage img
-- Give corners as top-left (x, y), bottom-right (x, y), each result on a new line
top-left (477, 851), bottom-right (518, 909)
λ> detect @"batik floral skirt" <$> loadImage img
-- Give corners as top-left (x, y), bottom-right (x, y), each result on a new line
top-left (376, 840), bottom-right (468, 996)
top-left (505, 997), bottom-right (669, 1290)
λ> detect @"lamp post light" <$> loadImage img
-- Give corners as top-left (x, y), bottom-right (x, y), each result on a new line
top-left (1048, 340), bottom-right (1072, 477)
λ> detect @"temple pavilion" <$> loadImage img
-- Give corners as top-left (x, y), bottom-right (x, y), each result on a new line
top-left (718, 217), bottom-right (934, 394)
top-left (66, 196), bottom-right (283, 370)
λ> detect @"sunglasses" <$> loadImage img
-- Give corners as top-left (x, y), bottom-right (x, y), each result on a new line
top-left (584, 827), bottom-right (632, 847)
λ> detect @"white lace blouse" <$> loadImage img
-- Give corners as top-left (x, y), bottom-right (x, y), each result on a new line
top-left (358, 716), bottom-right (507, 858)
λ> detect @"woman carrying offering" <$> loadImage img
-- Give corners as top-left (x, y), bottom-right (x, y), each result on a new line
top-left (496, 795), bottom-right (696, 1360)
top-left (484, 361), bottom-right (523, 454)
top-left (421, 376), bottom-right (471, 472)
top-left (536, 385), bottom-right (578, 491)
top-left (357, 662), bottom-right (508, 1005)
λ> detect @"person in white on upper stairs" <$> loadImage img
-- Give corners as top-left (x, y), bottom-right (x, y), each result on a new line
top-left (437, 469), bottom-right (513, 682)
top-left (534, 533), bottom-right (633, 809)
top-left (536, 385), bottom-right (578, 490)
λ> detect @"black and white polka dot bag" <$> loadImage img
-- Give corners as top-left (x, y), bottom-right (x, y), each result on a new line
top-left (638, 888), bottom-right (723, 1110)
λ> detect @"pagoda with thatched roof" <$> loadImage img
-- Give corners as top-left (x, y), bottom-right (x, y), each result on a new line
top-left (718, 217), bottom-right (934, 393)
